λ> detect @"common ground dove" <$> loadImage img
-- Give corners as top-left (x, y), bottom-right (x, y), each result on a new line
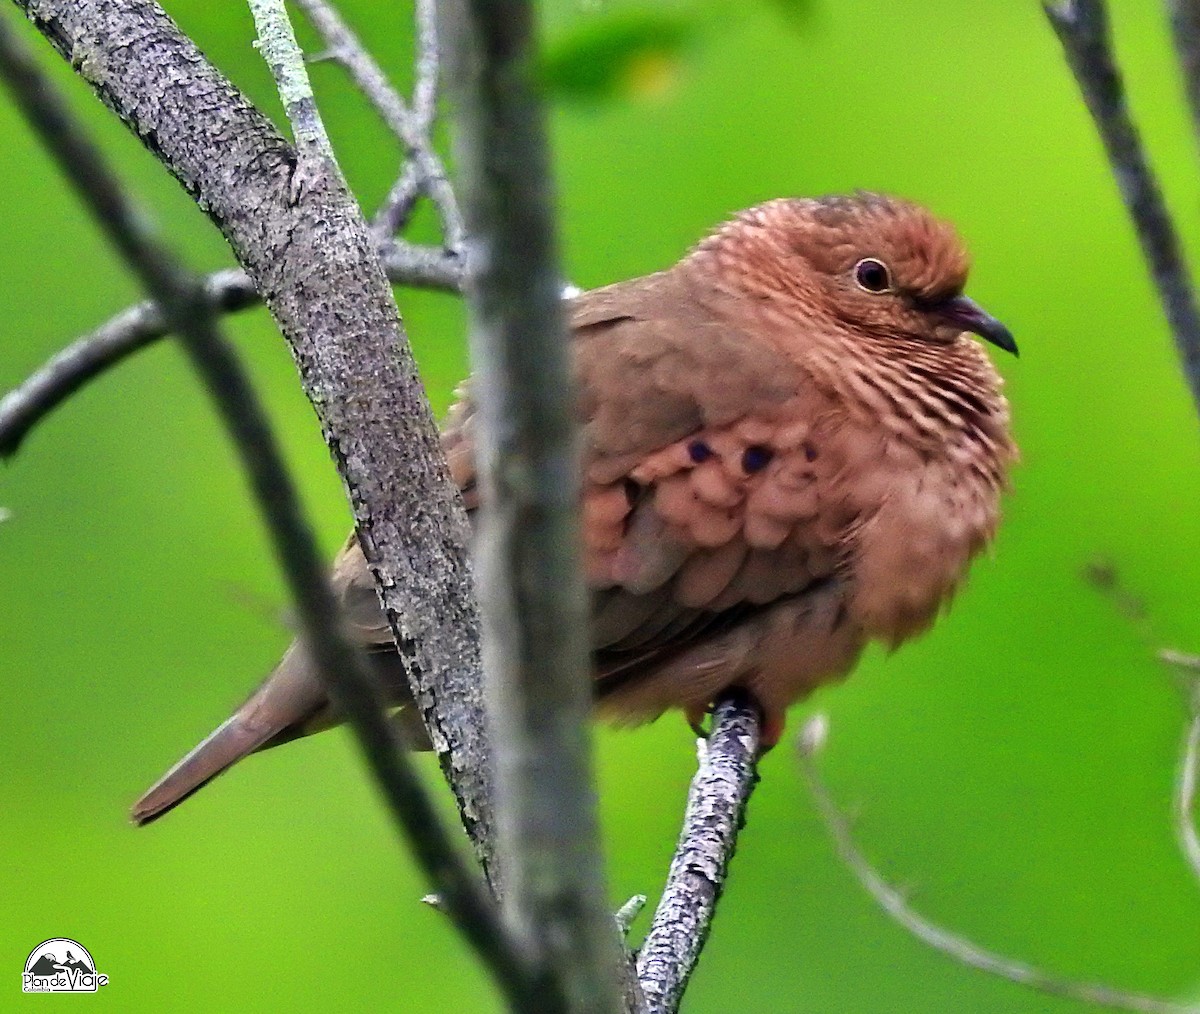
top-left (133, 193), bottom-right (1017, 824)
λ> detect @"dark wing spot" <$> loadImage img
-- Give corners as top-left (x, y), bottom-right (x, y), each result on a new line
top-left (742, 445), bottom-right (773, 473)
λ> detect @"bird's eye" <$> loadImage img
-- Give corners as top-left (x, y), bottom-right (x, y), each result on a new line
top-left (853, 258), bottom-right (892, 293)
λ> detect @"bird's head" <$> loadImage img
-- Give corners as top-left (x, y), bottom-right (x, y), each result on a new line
top-left (700, 193), bottom-right (1017, 357)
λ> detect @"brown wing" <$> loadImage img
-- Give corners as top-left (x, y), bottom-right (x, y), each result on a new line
top-left (438, 267), bottom-right (858, 717)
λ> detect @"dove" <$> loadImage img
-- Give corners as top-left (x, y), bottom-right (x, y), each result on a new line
top-left (132, 193), bottom-right (1017, 824)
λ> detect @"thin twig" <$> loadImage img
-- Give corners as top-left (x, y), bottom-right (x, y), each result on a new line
top-left (614, 895), bottom-right (648, 939)
top-left (294, 0), bottom-right (463, 249)
top-left (1180, 703), bottom-right (1200, 883)
top-left (0, 242), bottom-right (462, 459)
top-left (0, 267), bottom-right (251, 458)
top-left (797, 716), bottom-right (1198, 1014)
top-left (381, 237), bottom-right (465, 290)
top-left (635, 696), bottom-right (761, 1014)
top-left (413, 0), bottom-right (440, 129)
top-left (1167, 1), bottom-right (1200, 155)
top-left (0, 6), bottom-right (543, 1005)
top-left (373, 159), bottom-right (424, 238)
top-left (1160, 651), bottom-right (1200, 885)
top-left (371, 0), bottom-right (446, 239)
top-left (247, 0), bottom-right (334, 163)
top-left (1087, 567), bottom-right (1200, 889)
top-left (1045, 0), bottom-right (1200, 420)
top-left (442, 0), bottom-right (620, 1010)
top-left (293, 0), bottom-right (413, 142)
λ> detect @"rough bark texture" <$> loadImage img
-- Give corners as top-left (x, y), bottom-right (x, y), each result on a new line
top-left (440, 0), bottom-right (620, 1010)
top-left (636, 696), bottom-right (761, 1014)
top-left (13, 0), bottom-right (496, 877)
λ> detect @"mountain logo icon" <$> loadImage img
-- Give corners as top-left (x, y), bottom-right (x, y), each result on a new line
top-left (22, 938), bottom-right (108, 993)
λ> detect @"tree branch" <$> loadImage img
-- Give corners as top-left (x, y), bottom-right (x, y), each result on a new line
top-left (0, 5), bottom-right (540, 1002)
top-left (295, 0), bottom-right (463, 248)
top-left (1179, 694), bottom-right (1200, 884)
top-left (0, 241), bottom-right (462, 459)
top-left (1167, 1), bottom-right (1200, 154)
top-left (11, 0), bottom-right (497, 888)
top-left (248, 0), bottom-right (333, 161)
top-left (412, 0), bottom-right (440, 129)
top-left (1045, 0), bottom-right (1200, 421)
top-left (0, 266), bottom-right (251, 457)
top-left (1158, 650), bottom-right (1200, 886)
top-left (635, 695), bottom-right (760, 1014)
top-left (440, 0), bottom-right (620, 1010)
top-left (797, 716), bottom-right (1198, 1014)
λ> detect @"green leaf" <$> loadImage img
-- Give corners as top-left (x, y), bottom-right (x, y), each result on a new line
top-left (539, 13), bottom-right (698, 104)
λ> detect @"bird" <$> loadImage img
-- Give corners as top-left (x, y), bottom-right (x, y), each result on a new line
top-left (132, 192), bottom-right (1018, 825)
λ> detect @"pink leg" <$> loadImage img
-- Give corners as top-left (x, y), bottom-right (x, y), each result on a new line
top-left (684, 702), bottom-right (711, 739)
top-left (684, 697), bottom-right (785, 754)
top-left (758, 708), bottom-right (787, 752)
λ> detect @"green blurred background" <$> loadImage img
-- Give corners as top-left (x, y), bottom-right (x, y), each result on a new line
top-left (4, 0), bottom-right (1200, 1010)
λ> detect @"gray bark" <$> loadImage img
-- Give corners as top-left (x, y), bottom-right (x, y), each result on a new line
top-left (440, 0), bottom-right (621, 1011)
top-left (636, 697), bottom-right (761, 1014)
top-left (13, 0), bottom-right (497, 880)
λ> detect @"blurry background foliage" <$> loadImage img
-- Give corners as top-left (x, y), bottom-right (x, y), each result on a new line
top-left (2, 1), bottom-right (1200, 1011)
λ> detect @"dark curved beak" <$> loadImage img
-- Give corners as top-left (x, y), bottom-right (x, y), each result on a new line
top-left (937, 295), bottom-right (1018, 357)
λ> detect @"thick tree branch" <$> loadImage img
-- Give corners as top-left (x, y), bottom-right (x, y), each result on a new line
top-left (635, 696), bottom-right (761, 1014)
top-left (0, 242), bottom-right (463, 459)
top-left (440, 0), bottom-right (620, 1011)
top-left (0, 6), bottom-right (539, 1002)
top-left (797, 717), bottom-right (1197, 1014)
top-left (11, 0), bottom-right (496, 888)
top-left (1045, 0), bottom-right (1200, 420)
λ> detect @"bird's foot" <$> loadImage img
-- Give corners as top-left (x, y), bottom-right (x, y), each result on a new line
top-left (684, 698), bottom-right (785, 756)
top-left (684, 702), bottom-right (711, 740)
top-left (758, 708), bottom-right (786, 753)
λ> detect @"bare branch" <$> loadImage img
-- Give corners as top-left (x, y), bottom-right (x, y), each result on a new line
top-left (294, 0), bottom-right (463, 249)
top-left (0, 267), bottom-right (250, 457)
top-left (1180, 702), bottom-right (1200, 884)
top-left (1045, 0), bottom-right (1200, 419)
top-left (371, 0), bottom-right (444, 239)
top-left (441, 0), bottom-right (620, 1009)
top-left (0, 5), bottom-right (549, 1003)
top-left (373, 159), bottom-right (423, 238)
top-left (13, 0), bottom-right (497, 897)
top-left (247, 0), bottom-right (334, 162)
top-left (0, 240), bottom-right (462, 460)
top-left (380, 235), bottom-right (463, 289)
top-left (1159, 651), bottom-right (1200, 885)
top-left (1167, 1), bottom-right (1200, 153)
top-left (635, 696), bottom-right (761, 1014)
top-left (797, 717), bottom-right (1198, 1014)
top-left (413, 0), bottom-right (440, 129)
top-left (614, 896), bottom-right (647, 939)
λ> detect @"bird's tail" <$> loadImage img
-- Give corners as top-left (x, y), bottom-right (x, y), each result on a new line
top-left (131, 641), bottom-right (329, 826)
